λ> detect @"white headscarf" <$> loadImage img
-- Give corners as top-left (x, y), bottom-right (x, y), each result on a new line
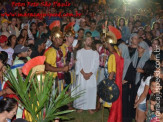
top-left (118, 43), bottom-right (131, 80)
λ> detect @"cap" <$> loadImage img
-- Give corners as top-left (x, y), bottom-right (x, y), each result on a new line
top-left (1, 19), bottom-right (10, 24)
top-left (0, 35), bottom-right (8, 43)
top-left (14, 44), bottom-right (29, 54)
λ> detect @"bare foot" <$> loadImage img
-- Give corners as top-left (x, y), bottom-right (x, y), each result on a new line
top-left (88, 110), bottom-right (95, 114)
top-left (77, 109), bottom-right (83, 113)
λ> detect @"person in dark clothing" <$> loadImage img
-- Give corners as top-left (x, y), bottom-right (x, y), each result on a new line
top-left (118, 43), bottom-right (132, 122)
top-left (125, 41), bottom-right (150, 120)
top-left (30, 38), bottom-right (46, 58)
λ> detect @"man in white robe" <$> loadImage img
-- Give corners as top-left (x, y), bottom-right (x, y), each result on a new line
top-left (73, 32), bottom-right (99, 114)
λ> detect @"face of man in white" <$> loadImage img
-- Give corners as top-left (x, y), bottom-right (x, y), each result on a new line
top-left (85, 37), bottom-right (92, 48)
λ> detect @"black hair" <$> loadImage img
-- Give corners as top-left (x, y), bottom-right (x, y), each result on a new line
top-left (85, 15), bottom-right (91, 21)
top-left (134, 20), bottom-right (141, 25)
top-left (150, 93), bottom-right (157, 112)
top-left (7, 35), bottom-right (16, 47)
top-left (9, 17), bottom-right (17, 21)
top-left (90, 20), bottom-right (96, 24)
top-left (0, 51), bottom-right (8, 65)
top-left (94, 40), bottom-right (102, 45)
top-left (150, 93), bottom-right (157, 101)
top-left (85, 31), bottom-right (92, 37)
top-left (37, 22), bottom-right (44, 28)
top-left (119, 17), bottom-right (126, 26)
top-left (78, 28), bottom-right (84, 33)
top-left (16, 35), bottom-right (24, 45)
top-left (150, 77), bottom-right (157, 86)
top-left (152, 38), bottom-right (160, 45)
top-left (20, 29), bottom-right (28, 37)
top-left (145, 32), bottom-right (154, 39)
top-left (41, 33), bottom-right (48, 41)
top-left (0, 53), bottom-right (4, 64)
top-left (30, 22), bottom-right (37, 30)
top-left (18, 57), bottom-right (28, 63)
top-left (0, 98), bottom-right (17, 113)
top-left (117, 39), bottom-right (125, 46)
top-left (142, 60), bottom-right (156, 81)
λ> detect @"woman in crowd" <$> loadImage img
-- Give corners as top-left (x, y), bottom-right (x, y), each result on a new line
top-left (128, 33), bottom-right (139, 57)
top-left (144, 25), bottom-right (151, 33)
top-left (0, 98), bottom-right (18, 122)
top-left (30, 22), bottom-right (37, 40)
top-left (18, 29), bottom-right (28, 46)
top-left (7, 35), bottom-right (16, 49)
top-left (144, 32), bottom-right (153, 47)
top-left (134, 60), bottom-right (156, 122)
top-left (117, 17), bottom-right (130, 43)
top-left (151, 22), bottom-right (160, 38)
top-left (129, 41), bottom-right (150, 119)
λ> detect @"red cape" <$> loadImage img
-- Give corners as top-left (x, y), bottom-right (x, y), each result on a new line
top-left (108, 53), bottom-right (124, 122)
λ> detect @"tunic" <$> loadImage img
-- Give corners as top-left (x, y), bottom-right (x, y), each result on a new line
top-left (73, 48), bottom-right (99, 110)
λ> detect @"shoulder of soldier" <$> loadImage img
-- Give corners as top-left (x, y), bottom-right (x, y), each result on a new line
top-left (45, 47), bottom-right (57, 55)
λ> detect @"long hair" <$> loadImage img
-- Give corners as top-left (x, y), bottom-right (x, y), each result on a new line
top-left (7, 35), bottom-right (16, 47)
top-left (142, 60), bottom-right (156, 81)
top-left (0, 98), bottom-right (17, 113)
top-left (118, 17), bottom-right (126, 27)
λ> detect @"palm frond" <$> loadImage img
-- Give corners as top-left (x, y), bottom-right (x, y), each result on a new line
top-left (5, 68), bottom-right (84, 122)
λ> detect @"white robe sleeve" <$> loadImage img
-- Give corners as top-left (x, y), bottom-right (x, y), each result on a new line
top-left (90, 51), bottom-right (99, 75)
top-left (75, 50), bottom-right (82, 75)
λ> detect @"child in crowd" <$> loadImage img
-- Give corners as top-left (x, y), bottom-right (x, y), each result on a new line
top-left (0, 35), bottom-right (14, 66)
top-left (146, 77), bottom-right (163, 122)
top-left (13, 44), bottom-right (30, 61)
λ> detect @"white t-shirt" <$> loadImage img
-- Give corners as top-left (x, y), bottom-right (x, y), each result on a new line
top-left (137, 76), bottom-right (152, 104)
top-left (0, 47), bottom-right (14, 66)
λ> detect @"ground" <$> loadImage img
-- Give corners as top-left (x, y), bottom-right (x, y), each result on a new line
top-left (64, 108), bottom-right (109, 122)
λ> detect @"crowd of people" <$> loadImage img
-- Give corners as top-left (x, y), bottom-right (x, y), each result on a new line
top-left (0, 0), bottom-right (163, 122)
